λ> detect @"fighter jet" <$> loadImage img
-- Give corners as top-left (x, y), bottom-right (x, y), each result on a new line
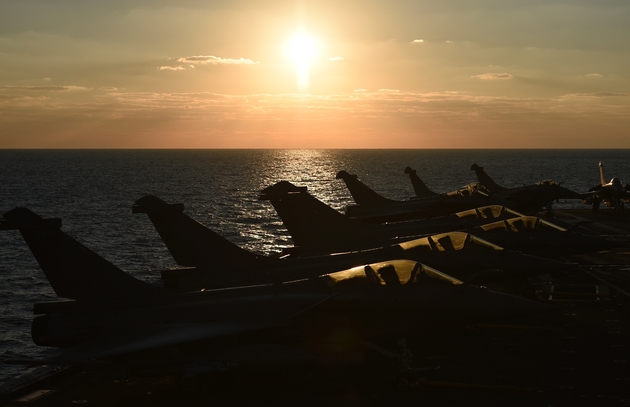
top-left (465, 216), bottom-right (622, 259)
top-left (336, 170), bottom-right (516, 223)
top-left (133, 195), bottom-right (568, 291)
top-left (404, 166), bottom-right (484, 199)
top-left (471, 164), bottom-right (581, 213)
top-left (260, 181), bottom-right (524, 254)
top-left (259, 181), bottom-right (621, 259)
top-left (580, 161), bottom-right (630, 211)
top-left (1, 207), bottom-right (551, 379)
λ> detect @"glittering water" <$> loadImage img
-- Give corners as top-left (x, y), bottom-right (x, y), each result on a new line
top-left (1, 149), bottom-right (629, 382)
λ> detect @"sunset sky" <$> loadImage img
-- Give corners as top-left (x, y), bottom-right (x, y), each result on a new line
top-left (1, 0), bottom-right (629, 148)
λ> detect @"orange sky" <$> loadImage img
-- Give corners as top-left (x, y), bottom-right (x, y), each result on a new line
top-left (1, 1), bottom-right (629, 148)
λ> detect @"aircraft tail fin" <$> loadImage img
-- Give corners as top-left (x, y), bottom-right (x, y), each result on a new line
top-left (0, 208), bottom-right (159, 301)
top-left (471, 164), bottom-right (505, 193)
top-left (132, 195), bottom-right (265, 269)
top-left (404, 167), bottom-right (439, 198)
top-left (259, 181), bottom-right (375, 248)
top-left (599, 161), bottom-right (606, 186)
top-left (335, 171), bottom-right (398, 206)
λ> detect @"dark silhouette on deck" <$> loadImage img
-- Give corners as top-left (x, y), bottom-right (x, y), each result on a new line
top-left (580, 161), bottom-right (630, 211)
top-left (471, 164), bottom-right (580, 213)
top-left (260, 181), bottom-right (620, 258)
top-left (336, 170), bottom-right (517, 222)
top-left (133, 195), bottom-right (568, 290)
top-left (1, 206), bottom-right (551, 382)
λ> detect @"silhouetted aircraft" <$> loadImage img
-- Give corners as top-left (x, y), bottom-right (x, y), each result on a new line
top-left (471, 164), bottom-right (581, 213)
top-left (404, 166), bottom-right (484, 199)
top-left (260, 181), bottom-right (521, 253)
top-left (259, 181), bottom-right (621, 259)
top-left (580, 161), bottom-right (630, 211)
top-left (464, 216), bottom-right (621, 258)
top-left (1, 207), bottom-right (550, 379)
top-left (336, 170), bottom-right (516, 223)
top-left (133, 195), bottom-right (568, 291)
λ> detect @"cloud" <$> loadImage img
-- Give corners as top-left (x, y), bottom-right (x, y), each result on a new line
top-left (412, 39), bottom-right (424, 43)
top-left (177, 56), bottom-right (259, 65)
top-left (159, 65), bottom-right (190, 71)
top-left (584, 73), bottom-right (603, 78)
top-left (328, 57), bottom-right (344, 61)
top-left (378, 89), bottom-right (400, 93)
top-left (0, 85), bottom-right (87, 91)
top-left (353, 89), bottom-right (368, 93)
top-left (565, 92), bottom-right (627, 98)
top-left (473, 73), bottom-right (513, 80)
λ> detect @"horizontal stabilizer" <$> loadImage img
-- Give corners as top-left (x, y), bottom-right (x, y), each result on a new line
top-left (132, 197), bottom-right (184, 214)
top-left (259, 181), bottom-right (308, 199)
top-left (0, 212), bottom-right (62, 230)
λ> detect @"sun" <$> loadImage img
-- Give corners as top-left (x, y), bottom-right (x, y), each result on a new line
top-left (285, 32), bottom-right (320, 67)
top-left (285, 32), bottom-right (320, 90)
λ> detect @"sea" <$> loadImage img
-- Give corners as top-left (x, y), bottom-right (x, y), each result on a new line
top-left (1, 149), bottom-right (629, 384)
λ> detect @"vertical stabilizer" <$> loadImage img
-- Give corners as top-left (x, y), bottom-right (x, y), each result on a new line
top-left (599, 161), bottom-right (606, 186)
top-left (335, 171), bottom-right (398, 206)
top-left (259, 181), bottom-right (377, 248)
top-left (0, 208), bottom-right (158, 301)
top-left (471, 164), bottom-right (505, 193)
top-left (404, 167), bottom-right (439, 198)
top-left (132, 195), bottom-right (265, 269)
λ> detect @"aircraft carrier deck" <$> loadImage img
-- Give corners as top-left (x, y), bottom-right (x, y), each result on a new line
top-left (2, 209), bottom-right (629, 407)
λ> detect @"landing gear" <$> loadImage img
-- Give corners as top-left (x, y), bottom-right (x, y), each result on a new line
top-left (591, 199), bottom-right (601, 211)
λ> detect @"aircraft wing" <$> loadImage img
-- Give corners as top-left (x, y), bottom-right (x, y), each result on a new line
top-left (5, 321), bottom-right (284, 366)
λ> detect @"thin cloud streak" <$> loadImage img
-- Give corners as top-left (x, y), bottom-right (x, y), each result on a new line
top-left (0, 85), bottom-right (88, 91)
top-left (159, 65), bottom-right (191, 71)
top-left (177, 56), bottom-right (259, 65)
top-left (473, 73), bottom-right (513, 80)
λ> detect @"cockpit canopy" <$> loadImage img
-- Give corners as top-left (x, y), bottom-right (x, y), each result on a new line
top-left (321, 260), bottom-right (462, 288)
top-left (396, 231), bottom-right (503, 252)
top-left (608, 178), bottom-right (623, 188)
top-left (479, 216), bottom-right (566, 233)
top-left (453, 205), bottom-right (523, 220)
